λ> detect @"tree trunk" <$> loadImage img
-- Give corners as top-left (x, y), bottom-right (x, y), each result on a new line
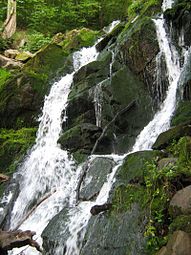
top-left (2, 0), bottom-right (16, 39)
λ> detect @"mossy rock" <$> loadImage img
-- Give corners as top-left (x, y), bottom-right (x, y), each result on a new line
top-left (0, 68), bottom-right (11, 94)
top-left (15, 51), bottom-right (33, 62)
top-left (96, 23), bottom-right (125, 52)
top-left (0, 128), bottom-right (37, 175)
top-left (171, 101), bottom-right (191, 126)
top-left (152, 124), bottom-right (191, 150)
top-left (80, 204), bottom-right (146, 255)
top-left (0, 44), bottom-right (73, 128)
top-left (58, 123), bottom-right (102, 154)
top-left (116, 150), bottom-right (164, 186)
top-left (60, 28), bottom-right (99, 54)
top-left (169, 214), bottom-right (191, 234)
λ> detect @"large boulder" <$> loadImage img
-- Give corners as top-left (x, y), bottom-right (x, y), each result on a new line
top-left (169, 185), bottom-right (191, 217)
top-left (156, 230), bottom-right (191, 255)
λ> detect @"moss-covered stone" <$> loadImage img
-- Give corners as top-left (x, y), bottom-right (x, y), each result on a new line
top-left (60, 28), bottom-right (99, 54)
top-left (58, 123), bottom-right (102, 154)
top-left (152, 124), bottom-right (191, 150)
top-left (169, 215), bottom-right (191, 234)
top-left (0, 68), bottom-right (11, 93)
top-left (171, 101), bottom-right (191, 126)
top-left (116, 150), bottom-right (163, 186)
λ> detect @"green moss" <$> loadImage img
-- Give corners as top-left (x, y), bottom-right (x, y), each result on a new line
top-left (171, 101), bottom-right (191, 126)
top-left (0, 128), bottom-right (37, 175)
top-left (73, 151), bottom-right (87, 165)
top-left (60, 28), bottom-right (99, 54)
top-left (169, 215), bottom-right (191, 234)
top-left (112, 184), bottom-right (147, 213)
top-left (117, 150), bottom-right (163, 185)
top-left (0, 68), bottom-right (11, 93)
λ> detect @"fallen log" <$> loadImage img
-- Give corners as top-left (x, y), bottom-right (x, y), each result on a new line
top-left (90, 203), bottom-right (112, 216)
top-left (0, 229), bottom-right (42, 254)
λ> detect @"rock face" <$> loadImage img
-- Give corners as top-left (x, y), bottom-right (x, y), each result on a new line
top-left (62, 17), bottom-right (160, 156)
top-left (79, 157), bottom-right (115, 200)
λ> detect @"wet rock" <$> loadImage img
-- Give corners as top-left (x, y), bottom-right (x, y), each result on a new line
top-left (80, 204), bottom-right (146, 255)
top-left (156, 230), bottom-right (191, 255)
top-left (152, 124), bottom-right (191, 150)
top-left (42, 206), bottom-right (88, 255)
top-left (80, 157), bottom-right (115, 200)
top-left (169, 185), bottom-right (191, 217)
top-left (96, 23), bottom-right (125, 52)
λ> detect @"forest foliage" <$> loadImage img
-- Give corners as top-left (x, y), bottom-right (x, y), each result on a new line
top-left (0, 0), bottom-right (131, 35)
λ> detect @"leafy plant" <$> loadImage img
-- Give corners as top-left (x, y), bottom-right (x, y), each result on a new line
top-left (21, 31), bottom-right (51, 52)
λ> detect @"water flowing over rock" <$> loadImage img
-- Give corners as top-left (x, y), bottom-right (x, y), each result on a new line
top-left (0, 2), bottom-right (191, 255)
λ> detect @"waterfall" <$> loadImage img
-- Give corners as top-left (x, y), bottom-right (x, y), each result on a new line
top-left (5, 45), bottom-right (98, 255)
top-left (93, 82), bottom-right (103, 127)
top-left (1, 3), bottom-right (190, 255)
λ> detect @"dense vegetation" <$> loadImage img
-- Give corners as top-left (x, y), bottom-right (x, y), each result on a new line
top-left (0, 0), bottom-right (131, 34)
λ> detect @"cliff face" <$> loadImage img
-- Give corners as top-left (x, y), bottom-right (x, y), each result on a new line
top-left (1, 0), bottom-right (191, 254)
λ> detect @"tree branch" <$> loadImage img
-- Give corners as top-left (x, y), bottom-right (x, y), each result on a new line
top-left (91, 100), bottom-right (136, 154)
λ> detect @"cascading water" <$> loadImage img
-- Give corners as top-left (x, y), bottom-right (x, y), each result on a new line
top-left (5, 44), bottom-right (98, 255)
top-left (1, 3), bottom-right (190, 255)
top-left (55, 2), bottom-right (191, 254)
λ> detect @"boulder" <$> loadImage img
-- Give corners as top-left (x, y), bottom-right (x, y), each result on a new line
top-left (156, 230), bottom-right (191, 255)
top-left (80, 204), bottom-right (146, 255)
top-left (169, 185), bottom-right (191, 217)
top-left (116, 150), bottom-right (164, 186)
top-left (79, 157), bottom-right (115, 200)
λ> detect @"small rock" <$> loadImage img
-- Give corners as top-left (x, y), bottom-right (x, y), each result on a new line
top-left (169, 185), bottom-right (191, 217)
top-left (4, 49), bottom-right (20, 59)
top-left (157, 158), bottom-right (177, 170)
top-left (90, 203), bottom-right (112, 216)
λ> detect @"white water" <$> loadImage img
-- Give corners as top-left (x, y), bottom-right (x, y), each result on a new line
top-left (132, 16), bottom-right (189, 152)
top-left (3, 21), bottom-right (120, 255)
top-left (7, 45), bottom-right (98, 255)
top-left (162, 0), bottom-right (174, 11)
top-left (93, 82), bottom-right (103, 127)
